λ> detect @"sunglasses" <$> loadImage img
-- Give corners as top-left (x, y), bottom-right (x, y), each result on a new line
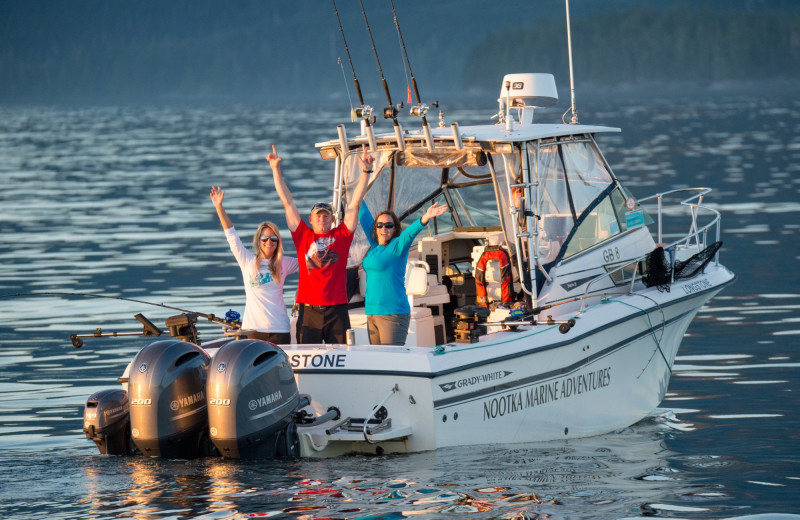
top-left (311, 202), bottom-right (333, 214)
top-left (260, 235), bottom-right (279, 243)
top-left (375, 222), bottom-right (395, 229)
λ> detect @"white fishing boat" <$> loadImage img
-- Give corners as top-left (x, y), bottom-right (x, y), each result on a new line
top-left (82, 71), bottom-right (734, 460)
top-left (80, 4), bottom-right (734, 459)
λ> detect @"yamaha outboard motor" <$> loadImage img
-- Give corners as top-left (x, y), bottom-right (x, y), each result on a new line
top-left (207, 339), bottom-right (303, 458)
top-left (128, 339), bottom-right (211, 458)
top-left (84, 388), bottom-right (136, 455)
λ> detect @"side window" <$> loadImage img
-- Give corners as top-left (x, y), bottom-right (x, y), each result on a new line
top-left (563, 196), bottom-right (622, 259)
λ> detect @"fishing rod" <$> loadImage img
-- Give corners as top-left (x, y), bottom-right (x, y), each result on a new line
top-left (388, 0), bottom-right (437, 150)
top-left (358, 0), bottom-right (406, 151)
top-left (332, 0), bottom-right (372, 123)
top-left (0, 291), bottom-right (241, 328)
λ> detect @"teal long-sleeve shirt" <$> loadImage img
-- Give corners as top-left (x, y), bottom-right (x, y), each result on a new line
top-left (359, 203), bottom-right (426, 315)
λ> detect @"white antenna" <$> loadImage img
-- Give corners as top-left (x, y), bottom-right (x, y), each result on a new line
top-left (565, 0), bottom-right (579, 124)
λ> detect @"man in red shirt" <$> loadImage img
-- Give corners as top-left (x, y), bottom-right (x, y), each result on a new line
top-left (267, 144), bottom-right (372, 343)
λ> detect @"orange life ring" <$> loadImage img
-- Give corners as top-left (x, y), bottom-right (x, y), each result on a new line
top-left (475, 246), bottom-right (513, 307)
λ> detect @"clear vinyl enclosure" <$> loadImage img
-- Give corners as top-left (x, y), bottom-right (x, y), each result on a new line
top-left (336, 135), bottom-right (648, 281)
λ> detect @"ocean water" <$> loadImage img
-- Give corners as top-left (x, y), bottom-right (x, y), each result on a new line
top-left (1, 85), bottom-right (799, 519)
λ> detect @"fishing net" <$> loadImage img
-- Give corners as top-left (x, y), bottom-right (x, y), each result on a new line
top-left (643, 241), bottom-right (722, 292)
top-left (643, 246), bottom-right (672, 292)
top-left (674, 241), bottom-right (722, 280)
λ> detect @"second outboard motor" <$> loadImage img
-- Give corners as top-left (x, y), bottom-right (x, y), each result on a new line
top-left (84, 388), bottom-right (136, 455)
top-left (128, 340), bottom-right (211, 459)
top-left (207, 339), bottom-right (303, 458)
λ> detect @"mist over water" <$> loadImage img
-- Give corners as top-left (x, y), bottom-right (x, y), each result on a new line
top-left (1, 84), bottom-right (799, 518)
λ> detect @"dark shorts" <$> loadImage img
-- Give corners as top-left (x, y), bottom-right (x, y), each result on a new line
top-left (296, 303), bottom-right (351, 344)
top-left (246, 331), bottom-right (291, 345)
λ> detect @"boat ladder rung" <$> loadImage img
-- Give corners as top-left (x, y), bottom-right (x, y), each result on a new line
top-left (321, 417), bottom-right (412, 441)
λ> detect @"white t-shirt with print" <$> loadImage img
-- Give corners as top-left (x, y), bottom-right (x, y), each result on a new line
top-left (224, 227), bottom-right (299, 332)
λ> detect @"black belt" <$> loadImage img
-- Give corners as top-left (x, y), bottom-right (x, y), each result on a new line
top-left (302, 303), bottom-right (342, 311)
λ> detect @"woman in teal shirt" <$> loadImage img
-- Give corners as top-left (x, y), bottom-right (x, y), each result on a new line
top-left (359, 201), bottom-right (448, 345)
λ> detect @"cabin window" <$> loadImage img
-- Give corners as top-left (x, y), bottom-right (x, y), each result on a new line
top-left (527, 138), bottom-right (618, 264)
top-left (532, 144), bottom-right (571, 264)
top-left (563, 196), bottom-right (621, 259)
top-left (561, 142), bottom-right (614, 216)
top-left (610, 186), bottom-right (654, 231)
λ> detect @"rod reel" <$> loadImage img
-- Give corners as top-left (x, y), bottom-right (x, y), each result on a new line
top-left (353, 104), bottom-right (375, 123)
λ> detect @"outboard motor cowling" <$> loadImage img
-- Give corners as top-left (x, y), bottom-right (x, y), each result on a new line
top-left (128, 339), bottom-right (211, 459)
top-left (207, 339), bottom-right (302, 458)
top-left (84, 388), bottom-right (135, 455)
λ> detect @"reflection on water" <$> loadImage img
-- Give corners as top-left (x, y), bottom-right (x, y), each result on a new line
top-left (0, 417), bottom-right (728, 519)
top-left (1, 90), bottom-right (799, 518)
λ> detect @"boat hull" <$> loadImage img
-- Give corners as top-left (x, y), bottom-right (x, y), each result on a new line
top-left (290, 264), bottom-right (734, 457)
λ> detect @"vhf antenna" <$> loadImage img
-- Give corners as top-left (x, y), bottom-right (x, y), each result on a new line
top-left (389, 0), bottom-right (438, 150)
top-left (359, 0), bottom-right (405, 151)
top-left (564, 0), bottom-right (579, 124)
top-left (332, 0), bottom-right (376, 151)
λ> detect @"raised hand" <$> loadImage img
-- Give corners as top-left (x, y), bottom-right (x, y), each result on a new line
top-left (210, 186), bottom-right (225, 208)
top-left (266, 144), bottom-right (282, 170)
top-left (358, 148), bottom-right (374, 171)
top-left (421, 201), bottom-right (448, 224)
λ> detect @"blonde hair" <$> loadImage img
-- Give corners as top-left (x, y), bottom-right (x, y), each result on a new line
top-left (252, 221), bottom-right (283, 282)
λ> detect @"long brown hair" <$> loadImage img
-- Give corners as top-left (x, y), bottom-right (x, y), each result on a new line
top-left (252, 221), bottom-right (283, 282)
top-left (372, 211), bottom-right (402, 243)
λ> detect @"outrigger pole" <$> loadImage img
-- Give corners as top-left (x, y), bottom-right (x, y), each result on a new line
top-left (359, 0), bottom-right (405, 151)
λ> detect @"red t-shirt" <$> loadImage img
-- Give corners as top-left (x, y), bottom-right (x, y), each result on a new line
top-left (291, 220), bottom-right (354, 305)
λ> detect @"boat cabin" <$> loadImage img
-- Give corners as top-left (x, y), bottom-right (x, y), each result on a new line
top-left (316, 74), bottom-right (657, 345)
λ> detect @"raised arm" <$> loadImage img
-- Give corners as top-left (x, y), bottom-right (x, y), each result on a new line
top-left (210, 186), bottom-right (233, 230)
top-left (343, 149), bottom-right (374, 233)
top-left (358, 201), bottom-right (377, 248)
top-left (266, 144), bottom-right (301, 232)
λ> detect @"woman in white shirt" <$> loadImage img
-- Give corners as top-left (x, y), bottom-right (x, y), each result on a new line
top-left (210, 186), bottom-right (298, 344)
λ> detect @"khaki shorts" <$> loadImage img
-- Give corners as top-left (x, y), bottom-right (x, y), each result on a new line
top-left (367, 313), bottom-right (411, 345)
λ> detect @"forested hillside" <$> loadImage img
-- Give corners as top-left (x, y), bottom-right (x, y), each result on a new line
top-left (463, 7), bottom-right (800, 92)
top-left (1, 0), bottom-right (797, 104)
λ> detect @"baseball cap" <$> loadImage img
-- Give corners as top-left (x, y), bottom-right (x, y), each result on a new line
top-left (310, 201), bottom-right (333, 216)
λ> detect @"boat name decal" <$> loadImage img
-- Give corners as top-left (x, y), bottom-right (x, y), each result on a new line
top-left (290, 353), bottom-right (346, 369)
top-left (439, 370), bottom-right (512, 392)
top-left (483, 367), bottom-right (611, 420)
top-left (559, 275), bottom-right (596, 292)
top-left (681, 278), bottom-right (711, 295)
top-left (170, 390), bottom-right (205, 411)
top-left (249, 390), bottom-right (282, 411)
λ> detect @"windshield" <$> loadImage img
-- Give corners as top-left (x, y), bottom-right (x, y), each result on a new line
top-left (528, 138), bottom-right (617, 264)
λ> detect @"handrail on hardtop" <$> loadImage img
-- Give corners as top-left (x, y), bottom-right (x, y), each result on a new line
top-left (578, 187), bottom-right (722, 312)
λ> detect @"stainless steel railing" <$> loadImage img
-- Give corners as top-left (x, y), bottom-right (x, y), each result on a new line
top-left (579, 187), bottom-right (722, 312)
